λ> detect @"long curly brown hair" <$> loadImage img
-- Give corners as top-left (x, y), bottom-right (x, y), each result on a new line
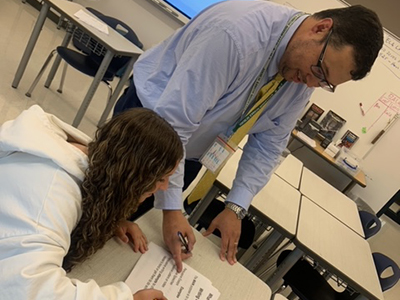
top-left (63, 108), bottom-right (183, 271)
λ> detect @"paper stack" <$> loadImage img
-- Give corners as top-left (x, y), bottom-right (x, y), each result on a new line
top-left (125, 242), bottom-right (220, 300)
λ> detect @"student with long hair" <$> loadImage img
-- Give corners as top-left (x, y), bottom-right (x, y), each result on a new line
top-left (0, 105), bottom-right (183, 300)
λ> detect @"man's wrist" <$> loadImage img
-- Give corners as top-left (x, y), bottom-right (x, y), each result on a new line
top-left (225, 202), bottom-right (247, 220)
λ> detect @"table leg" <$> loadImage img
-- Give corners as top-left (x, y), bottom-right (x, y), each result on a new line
top-left (265, 247), bottom-right (303, 292)
top-left (72, 50), bottom-right (114, 127)
top-left (342, 180), bottom-right (356, 194)
top-left (12, 2), bottom-right (50, 88)
top-left (245, 230), bottom-right (285, 273)
top-left (98, 56), bottom-right (137, 126)
top-left (44, 25), bottom-right (75, 88)
top-left (188, 185), bottom-right (220, 226)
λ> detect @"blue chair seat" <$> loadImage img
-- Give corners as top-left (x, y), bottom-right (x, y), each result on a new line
top-left (56, 47), bottom-right (115, 81)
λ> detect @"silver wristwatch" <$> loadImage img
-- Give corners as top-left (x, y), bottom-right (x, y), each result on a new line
top-left (225, 202), bottom-right (247, 220)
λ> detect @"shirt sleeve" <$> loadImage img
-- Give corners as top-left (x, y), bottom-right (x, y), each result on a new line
top-left (4, 239), bottom-right (133, 300)
top-left (225, 90), bottom-right (312, 210)
top-left (152, 28), bottom-right (242, 210)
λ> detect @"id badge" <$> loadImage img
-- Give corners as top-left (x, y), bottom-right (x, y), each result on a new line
top-left (199, 135), bottom-right (237, 174)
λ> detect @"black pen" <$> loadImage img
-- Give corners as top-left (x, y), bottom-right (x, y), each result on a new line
top-left (177, 231), bottom-right (190, 253)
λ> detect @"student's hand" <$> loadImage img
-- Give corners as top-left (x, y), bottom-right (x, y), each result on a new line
top-left (203, 208), bottom-right (241, 265)
top-left (163, 210), bottom-right (196, 272)
top-left (133, 289), bottom-right (167, 300)
top-left (115, 220), bottom-right (148, 254)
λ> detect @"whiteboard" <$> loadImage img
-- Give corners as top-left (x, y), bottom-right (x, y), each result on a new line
top-left (272, 0), bottom-right (400, 158)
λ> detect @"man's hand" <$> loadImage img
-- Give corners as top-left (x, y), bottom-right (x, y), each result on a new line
top-left (202, 208), bottom-right (241, 265)
top-left (163, 210), bottom-right (196, 272)
top-left (133, 288), bottom-right (167, 300)
top-left (115, 220), bottom-right (148, 253)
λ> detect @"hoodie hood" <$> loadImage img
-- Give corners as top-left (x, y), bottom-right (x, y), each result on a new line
top-left (0, 105), bottom-right (90, 180)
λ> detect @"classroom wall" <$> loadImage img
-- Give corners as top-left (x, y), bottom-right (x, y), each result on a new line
top-left (272, 0), bottom-right (400, 212)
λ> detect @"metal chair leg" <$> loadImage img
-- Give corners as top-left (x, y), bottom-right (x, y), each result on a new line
top-left (56, 17), bottom-right (64, 30)
top-left (26, 49), bottom-right (57, 97)
top-left (97, 81), bottom-right (113, 127)
top-left (57, 61), bottom-right (68, 94)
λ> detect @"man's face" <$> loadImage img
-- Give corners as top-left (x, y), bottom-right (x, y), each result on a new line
top-left (279, 34), bottom-right (355, 90)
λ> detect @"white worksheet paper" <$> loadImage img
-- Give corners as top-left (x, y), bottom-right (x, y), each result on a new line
top-left (125, 242), bottom-right (220, 300)
top-left (74, 9), bottom-right (109, 35)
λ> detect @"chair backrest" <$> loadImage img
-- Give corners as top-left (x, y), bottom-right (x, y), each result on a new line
top-left (358, 210), bottom-right (382, 239)
top-left (88, 14), bottom-right (143, 74)
top-left (372, 252), bottom-right (400, 291)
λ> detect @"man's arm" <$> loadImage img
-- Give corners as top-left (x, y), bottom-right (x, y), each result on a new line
top-left (162, 210), bottom-right (195, 272)
top-left (204, 88), bottom-right (312, 264)
top-left (147, 29), bottom-right (242, 270)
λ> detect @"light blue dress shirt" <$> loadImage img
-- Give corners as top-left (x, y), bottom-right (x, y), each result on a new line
top-left (133, 1), bottom-right (314, 210)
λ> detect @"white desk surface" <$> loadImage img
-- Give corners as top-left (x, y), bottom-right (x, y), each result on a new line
top-left (217, 148), bottom-right (242, 188)
top-left (44, 0), bottom-right (143, 56)
top-left (295, 197), bottom-right (383, 300)
top-left (218, 150), bottom-right (301, 238)
top-left (300, 167), bottom-right (364, 237)
top-left (274, 154), bottom-right (303, 189)
top-left (251, 174), bottom-right (301, 238)
top-left (68, 209), bottom-right (272, 300)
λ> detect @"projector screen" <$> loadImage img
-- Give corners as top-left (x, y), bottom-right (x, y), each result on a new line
top-left (164, 0), bottom-right (224, 18)
top-left (147, 0), bottom-right (254, 24)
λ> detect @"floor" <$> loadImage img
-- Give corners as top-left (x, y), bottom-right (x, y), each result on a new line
top-left (1, 0), bottom-right (400, 299)
top-left (0, 0), bottom-right (110, 138)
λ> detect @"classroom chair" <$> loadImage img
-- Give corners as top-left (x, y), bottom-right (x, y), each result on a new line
top-left (26, 9), bottom-right (143, 126)
top-left (276, 249), bottom-right (400, 300)
top-left (359, 210), bottom-right (382, 239)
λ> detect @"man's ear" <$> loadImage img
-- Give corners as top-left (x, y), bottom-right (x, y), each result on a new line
top-left (311, 18), bottom-right (333, 34)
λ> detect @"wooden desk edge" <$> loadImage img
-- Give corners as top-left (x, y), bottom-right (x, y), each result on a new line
top-left (291, 130), bottom-right (366, 187)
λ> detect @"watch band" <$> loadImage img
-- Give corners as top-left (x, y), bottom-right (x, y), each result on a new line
top-left (225, 202), bottom-right (247, 220)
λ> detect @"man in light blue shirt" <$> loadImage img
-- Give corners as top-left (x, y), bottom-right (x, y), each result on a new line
top-left (114, 1), bottom-right (383, 270)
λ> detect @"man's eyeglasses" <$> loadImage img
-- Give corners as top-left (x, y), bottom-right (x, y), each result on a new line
top-left (310, 29), bottom-right (336, 93)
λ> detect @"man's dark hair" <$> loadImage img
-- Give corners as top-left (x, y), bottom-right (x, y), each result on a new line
top-left (313, 5), bottom-right (383, 80)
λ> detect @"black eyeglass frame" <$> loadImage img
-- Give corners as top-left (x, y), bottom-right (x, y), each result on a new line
top-left (310, 29), bottom-right (336, 93)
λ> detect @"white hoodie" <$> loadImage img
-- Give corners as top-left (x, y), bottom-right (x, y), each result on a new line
top-left (0, 106), bottom-right (133, 300)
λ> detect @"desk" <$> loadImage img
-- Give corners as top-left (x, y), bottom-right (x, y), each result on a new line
top-left (266, 196), bottom-right (384, 300)
top-left (377, 189), bottom-right (400, 225)
top-left (300, 167), bottom-right (365, 237)
top-left (187, 150), bottom-right (301, 272)
top-left (68, 209), bottom-right (272, 300)
top-left (12, 0), bottom-right (143, 127)
top-left (243, 174), bottom-right (301, 272)
top-left (274, 154), bottom-right (303, 189)
top-left (290, 129), bottom-right (366, 193)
